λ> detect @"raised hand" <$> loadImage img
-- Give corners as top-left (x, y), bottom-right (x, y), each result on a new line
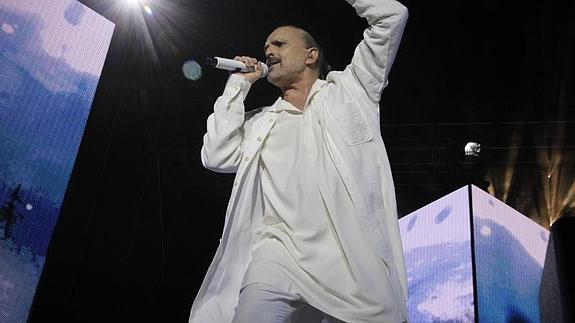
top-left (231, 56), bottom-right (265, 84)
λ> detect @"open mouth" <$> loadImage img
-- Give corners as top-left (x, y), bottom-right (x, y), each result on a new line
top-left (267, 59), bottom-right (280, 69)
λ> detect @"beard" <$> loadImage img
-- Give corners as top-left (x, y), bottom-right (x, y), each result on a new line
top-left (266, 60), bottom-right (306, 87)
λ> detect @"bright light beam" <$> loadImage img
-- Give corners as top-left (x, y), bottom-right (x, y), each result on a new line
top-left (125, 0), bottom-right (140, 7)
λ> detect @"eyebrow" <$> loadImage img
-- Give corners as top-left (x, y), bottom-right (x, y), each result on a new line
top-left (263, 39), bottom-right (287, 53)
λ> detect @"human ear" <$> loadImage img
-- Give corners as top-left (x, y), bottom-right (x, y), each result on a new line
top-left (305, 48), bottom-right (319, 64)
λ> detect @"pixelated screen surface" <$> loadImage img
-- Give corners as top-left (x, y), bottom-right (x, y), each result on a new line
top-left (0, 1), bottom-right (113, 321)
top-left (471, 185), bottom-right (549, 323)
top-left (399, 186), bottom-right (475, 322)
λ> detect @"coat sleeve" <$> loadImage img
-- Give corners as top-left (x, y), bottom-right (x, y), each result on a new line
top-left (201, 74), bottom-right (251, 173)
top-left (345, 0), bottom-right (408, 103)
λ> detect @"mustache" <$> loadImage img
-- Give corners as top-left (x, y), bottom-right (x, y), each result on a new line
top-left (266, 58), bottom-right (281, 65)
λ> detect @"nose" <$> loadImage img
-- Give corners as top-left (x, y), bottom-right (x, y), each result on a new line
top-left (265, 47), bottom-right (276, 58)
top-left (265, 52), bottom-right (275, 65)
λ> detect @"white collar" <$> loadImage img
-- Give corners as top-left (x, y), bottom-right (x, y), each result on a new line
top-left (269, 79), bottom-right (328, 113)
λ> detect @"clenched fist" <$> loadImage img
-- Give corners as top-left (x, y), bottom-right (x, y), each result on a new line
top-left (231, 56), bottom-right (265, 84)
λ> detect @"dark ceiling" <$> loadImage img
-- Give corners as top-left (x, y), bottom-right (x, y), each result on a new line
top-left (30, 0), bottom-right (574, 322)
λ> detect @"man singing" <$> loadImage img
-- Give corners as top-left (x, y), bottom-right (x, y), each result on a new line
top-left (190, 0), bottom-right (408, 322)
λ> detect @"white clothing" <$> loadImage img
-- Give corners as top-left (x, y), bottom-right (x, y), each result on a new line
top-left (231, 283), bottom-right (344, 323)
top-left (190, 0), bottom-right (409, 322)
top-left (241, 96), bottom-right (397, 322)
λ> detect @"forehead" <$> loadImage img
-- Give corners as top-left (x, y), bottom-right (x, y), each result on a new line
top-left (265, 26), bottom-right (303, 44)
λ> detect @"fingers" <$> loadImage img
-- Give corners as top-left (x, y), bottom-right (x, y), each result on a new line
top-left (232, 56), bottom-right (263, 84)
top-left (233, 56), bottom-right (259, 69)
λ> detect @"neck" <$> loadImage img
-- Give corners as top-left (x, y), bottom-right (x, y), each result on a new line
top-left (279, 75), bottom-right (318, 111)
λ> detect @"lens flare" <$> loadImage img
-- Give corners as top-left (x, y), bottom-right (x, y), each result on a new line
top-left (143, 5), bottom-right (153, 15)
top-left (182, 60), bottom-right (202, 81)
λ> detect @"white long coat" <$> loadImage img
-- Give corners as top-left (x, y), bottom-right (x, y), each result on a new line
top-left (190, 0), bottom-right (409, 321)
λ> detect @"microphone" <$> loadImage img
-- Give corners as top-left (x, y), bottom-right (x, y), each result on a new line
top-left (207, 57), bottom-right (268, 77)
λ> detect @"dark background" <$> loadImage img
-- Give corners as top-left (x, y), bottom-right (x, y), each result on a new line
top-left (29, 0), bottom-right (574, 322)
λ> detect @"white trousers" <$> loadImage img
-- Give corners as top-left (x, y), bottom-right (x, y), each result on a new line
top-left (231, 283), bottom-right (346, 323)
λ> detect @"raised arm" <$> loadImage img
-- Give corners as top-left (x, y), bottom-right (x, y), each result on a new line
top-left (345, 0), bottom-right (408, 103)
top-left (200, 74), bottom-right (251, 173)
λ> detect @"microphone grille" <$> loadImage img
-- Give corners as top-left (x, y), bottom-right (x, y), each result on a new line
top-left (260, 62), bottom-right (269, 77)
top-left (206, 57), bottom-right (218, 67)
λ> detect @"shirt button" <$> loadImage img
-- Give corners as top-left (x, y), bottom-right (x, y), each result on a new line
top-left (244, 156), bottom-right (250, 161)
top-left (234, 85), bottom-right (240, 91)
top-left (269, 118), bottom-right (274, 123)
top-left (256, 136), bottom-right (262, 142)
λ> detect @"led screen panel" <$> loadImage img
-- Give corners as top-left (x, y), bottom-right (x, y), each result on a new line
top-left (399, 186), bottom-right (475, 322)
top-left (471, 186), bottom-right (549, 323)
top-left (0, 1), bottom-right (114, 321)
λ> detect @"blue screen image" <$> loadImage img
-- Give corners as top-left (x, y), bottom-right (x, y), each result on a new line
top-left (399, 187), bottom-right (475, 322)
top-left (399, 186), bottom-right (549, 322)
top-left (0, 1), bottom-right (114, 321)
top-left (471, 186), bottom-right (549, 323)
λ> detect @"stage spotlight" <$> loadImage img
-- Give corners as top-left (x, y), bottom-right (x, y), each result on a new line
top-left (465, 142), bottom-right (481, 157)
top-left (461, 140), bottom-right (490, 191)
top-left (182, 60), bottom-right (202, 81)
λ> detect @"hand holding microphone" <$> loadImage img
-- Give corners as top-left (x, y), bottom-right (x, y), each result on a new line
top-left (207, 56), bottom-right (268, 84)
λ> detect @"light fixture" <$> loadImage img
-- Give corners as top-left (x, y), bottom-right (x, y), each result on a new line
top-left (464, 142), bottom-right (481, 157)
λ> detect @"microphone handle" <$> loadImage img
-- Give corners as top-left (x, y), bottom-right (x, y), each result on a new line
top-left (207, 57), bottom-right (268, 76)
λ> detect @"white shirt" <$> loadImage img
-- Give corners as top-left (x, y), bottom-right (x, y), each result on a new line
top-left (241, 97), bottom-right (394, 322)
